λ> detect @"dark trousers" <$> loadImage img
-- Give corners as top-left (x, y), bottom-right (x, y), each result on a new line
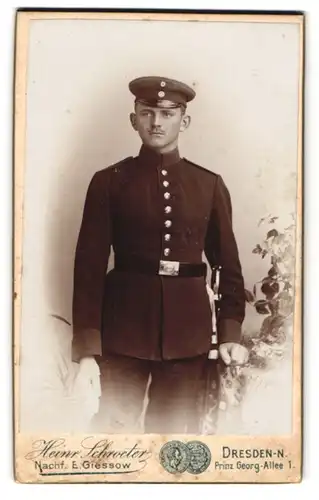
top-left (92, 353), bottom-right (208, 434)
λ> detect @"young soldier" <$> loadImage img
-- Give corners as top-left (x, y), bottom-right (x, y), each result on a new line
top-left (72, 76), bottom-right (248, 433)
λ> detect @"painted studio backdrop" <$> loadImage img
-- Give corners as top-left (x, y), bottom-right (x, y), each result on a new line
top-left (19, 18), bottom-right (301, 433)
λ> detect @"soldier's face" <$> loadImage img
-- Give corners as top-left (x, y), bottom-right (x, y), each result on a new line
top-left (130, 102), bottom-right (191, 153)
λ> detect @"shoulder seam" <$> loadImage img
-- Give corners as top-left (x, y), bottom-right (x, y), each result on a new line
top-left (109, 156), bottom-right (133, 170)
top-left (96, 156), bottom-right (134, 173)
top-left (183, 157), bottom-right (218, 176)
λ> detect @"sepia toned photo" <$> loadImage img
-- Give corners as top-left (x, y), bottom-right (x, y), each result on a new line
top-left (14, 10), bottom-right (304, 483)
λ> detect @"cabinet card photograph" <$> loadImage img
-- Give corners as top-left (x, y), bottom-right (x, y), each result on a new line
top-left (14, 10), bottom-right (304, 483)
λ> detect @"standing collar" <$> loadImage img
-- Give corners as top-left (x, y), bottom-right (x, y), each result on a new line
top-left (138, 144), bottom-right (180, 167)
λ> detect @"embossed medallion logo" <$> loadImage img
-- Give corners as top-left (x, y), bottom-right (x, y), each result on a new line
top-left (159, 440), bottom-right (211, 475)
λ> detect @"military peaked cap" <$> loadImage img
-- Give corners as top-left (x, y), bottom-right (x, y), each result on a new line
top-left (129, 76), bottom-right (196, 108)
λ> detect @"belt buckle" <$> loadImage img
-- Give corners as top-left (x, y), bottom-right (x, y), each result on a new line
top-left (158, 260), bottom-right (180, 276)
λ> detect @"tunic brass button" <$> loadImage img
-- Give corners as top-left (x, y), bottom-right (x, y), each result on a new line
top-left (165, 206), bottom-right (172, 214)
top-left (163, 180), bottom-right (169, 187)
top-left (164, 248), bottom-right (170, 256)
top-left (165, 220), bottom-right (172, 228)
top-left (164, 234), bottom-right (171, 241)
top-left (161, 169), bottom-right (168, 176)
top-left (164, 192), bottom-right (171, 200)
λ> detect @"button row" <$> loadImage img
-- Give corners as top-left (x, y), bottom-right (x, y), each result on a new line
top-left (161, 169), bottom-right (171, 258)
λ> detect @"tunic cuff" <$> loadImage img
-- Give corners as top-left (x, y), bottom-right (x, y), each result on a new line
top-left (72, 328), bottom-right (102, 363)
top-left (218, 318), bottom-right (242, 344)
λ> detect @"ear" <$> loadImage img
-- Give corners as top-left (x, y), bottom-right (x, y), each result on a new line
top-left (130, 112), bottom-right (138, 131)
top-left (180, 114), bottom-right (191, 133)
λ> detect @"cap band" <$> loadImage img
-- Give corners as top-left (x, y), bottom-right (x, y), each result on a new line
top-left (135, 98), bottom-right (183, 109)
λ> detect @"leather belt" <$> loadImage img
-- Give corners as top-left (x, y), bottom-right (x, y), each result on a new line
top-left (114, 255), bottom-right (206, 277)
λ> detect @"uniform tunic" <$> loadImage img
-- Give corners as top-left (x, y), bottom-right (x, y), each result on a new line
top-left (72, 145), bottom-right (245, 363)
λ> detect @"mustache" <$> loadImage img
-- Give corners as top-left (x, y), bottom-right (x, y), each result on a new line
top-left (149, 129), bottom-right (165, 135)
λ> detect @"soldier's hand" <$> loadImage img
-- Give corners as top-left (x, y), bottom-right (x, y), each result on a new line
top-left (75, 356), bottom-right (102, 415)
top-left (79, 356), bottom-right (101, 394)
top-left (219, 342), bottom-right (249, 366)
top-left (79, 356), bottom-right (100, 375)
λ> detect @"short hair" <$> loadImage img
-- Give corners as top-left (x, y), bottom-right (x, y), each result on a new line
top-left (180, 104), bottom-right (186, 115)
